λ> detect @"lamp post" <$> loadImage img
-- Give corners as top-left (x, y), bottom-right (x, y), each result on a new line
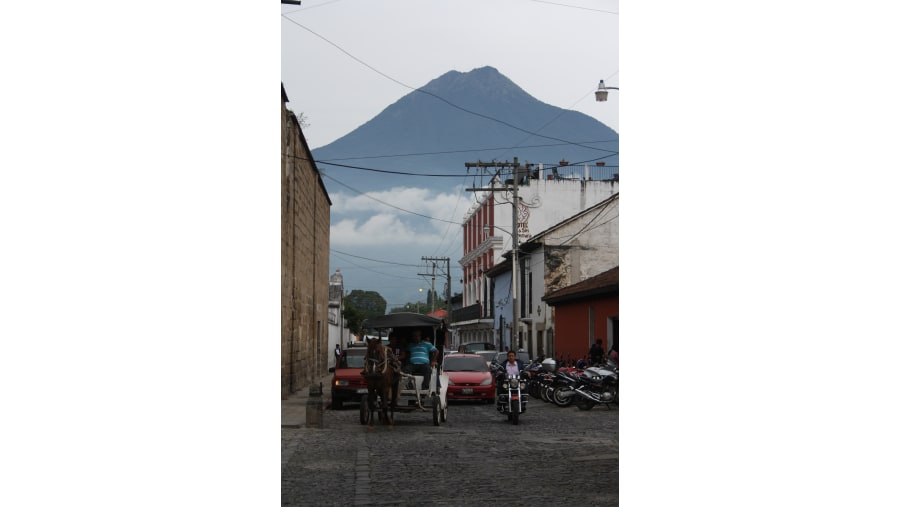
top-left (595, 79), bottom-right (619, 102)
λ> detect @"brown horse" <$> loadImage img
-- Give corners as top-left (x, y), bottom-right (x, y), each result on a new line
top-left (362, 337), bottom-right (395, 428)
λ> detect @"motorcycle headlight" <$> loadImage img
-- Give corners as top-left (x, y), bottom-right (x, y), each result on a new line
top-left (501, 382), bottom-right (509, 389)
top-left (509, 378), bottom-right (519, 388)
top-left (480, 377), bottom-right (493, 386)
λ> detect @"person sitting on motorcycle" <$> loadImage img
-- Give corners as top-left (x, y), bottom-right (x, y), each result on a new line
top-left (496, 350), bottom-right (527, 393)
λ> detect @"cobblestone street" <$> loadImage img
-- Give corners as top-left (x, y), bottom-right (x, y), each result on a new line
top-left (282, 397), bottom-right (618, 506)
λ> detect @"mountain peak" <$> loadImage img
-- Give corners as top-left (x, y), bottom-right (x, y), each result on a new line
top-left (422, 66), bottom-right (525, 103)
top-left (312, 66), bottom-right (618, 192)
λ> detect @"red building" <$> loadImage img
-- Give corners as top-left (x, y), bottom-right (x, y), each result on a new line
top-left (543, 266), bottom-right (618, 365)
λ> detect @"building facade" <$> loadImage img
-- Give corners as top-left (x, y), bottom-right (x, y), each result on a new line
top-left (282, 85), bottom-right (332, 398)
top-left (473, 193), bottom-right (619, 361)
top-left (327, 269), bottom-right (350, 369)
top-left (543, 266), bottom-right (619, 364)
top-left (452, 164), bottom-right (618, 351)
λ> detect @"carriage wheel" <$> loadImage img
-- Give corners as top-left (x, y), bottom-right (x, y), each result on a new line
top-left (432, 394), bottom-right (440, 426)
top-left (359, 394), bottom-right (370, 425)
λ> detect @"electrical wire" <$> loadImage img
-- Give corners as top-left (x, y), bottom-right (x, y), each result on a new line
top-left (317, 140), bottom-right (618, 162)
top-left (529, 0), bottom-right (618, 14)
top-left (320, 172), bottom-right (464, 226)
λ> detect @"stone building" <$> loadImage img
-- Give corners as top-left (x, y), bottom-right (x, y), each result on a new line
top-left (282, 84), bottom-right (332, 398)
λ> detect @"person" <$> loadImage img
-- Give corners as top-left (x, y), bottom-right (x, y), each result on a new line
top-left (403, 329), bottom-right (438, 391)
top-left (589, 339), bottom-right (604, 366)
top-left (608, 346), bottom-right (618, 365)
top-left (496, 350), bottom-right (526, 394)
top-left (386, 332), bottom-right (403, 372)
top-left (334, 343), bottom-right (342, 364)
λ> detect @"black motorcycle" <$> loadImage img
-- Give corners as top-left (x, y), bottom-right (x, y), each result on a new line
top-left (572, 361), bottom-right (618, 410)
top-left (493, 367), bottom-right (529, 425)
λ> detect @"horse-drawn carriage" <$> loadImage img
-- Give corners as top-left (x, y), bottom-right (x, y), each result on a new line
top-left (358, 312), bottom-right (449, 427)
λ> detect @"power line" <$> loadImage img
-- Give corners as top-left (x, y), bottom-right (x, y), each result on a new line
top-left (317, 139), bottom-right (618, 162)
top-left (319, 172), bottom-right (464, 226)
top-left (332, 248), bottom-right (419, 267)
top-left (287, 153), bottom-right (618, 178)
top-left (529, 0), bottom-right (618, 14)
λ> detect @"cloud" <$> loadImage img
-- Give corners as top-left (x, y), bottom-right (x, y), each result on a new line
top-left (328, 185), bottom-right (472, 306)
top-left (332, 185), bottom-right (467, 217)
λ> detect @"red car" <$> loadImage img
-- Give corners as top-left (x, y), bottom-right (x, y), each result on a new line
top-left (443, 353), bottom-right (495, 403)
top-left (329, 346), bottom-right (368, 409)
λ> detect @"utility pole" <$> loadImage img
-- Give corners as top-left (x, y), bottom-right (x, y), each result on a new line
top-left (464, 157), bottom-right (529, 351)
top-left (420, 256), bottom-right (451, 318)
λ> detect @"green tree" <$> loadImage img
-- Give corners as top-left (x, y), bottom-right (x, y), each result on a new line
top-left (344, 290), bottom-right (386, 332)
top-left (342, 301), bottom-right (365, 338)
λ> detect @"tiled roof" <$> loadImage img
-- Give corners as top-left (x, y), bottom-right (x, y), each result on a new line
top-left (543, 266), bottom-right (618, 305)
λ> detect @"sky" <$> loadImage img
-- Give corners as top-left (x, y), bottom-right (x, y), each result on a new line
top-left (281, 0), bottom-right (619, 308)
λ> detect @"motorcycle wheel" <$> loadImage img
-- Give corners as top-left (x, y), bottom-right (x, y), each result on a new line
top-left (511, 409), bottom-right (519, 425)
top-left (359, 394), bottom-right (370, 425)
top-left (575, 397), bottom-right (595, 411)
top-left (553, 386), bottom-right (575, 407)
top-left (540, 385), bottom-right (551, 403)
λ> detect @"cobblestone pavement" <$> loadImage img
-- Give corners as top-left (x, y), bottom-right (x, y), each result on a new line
top-left (282, 396), bottom-right (618, 506)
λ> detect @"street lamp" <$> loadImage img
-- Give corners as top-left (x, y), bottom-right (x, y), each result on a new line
top-left (595, 80), bottom-right (619, 102)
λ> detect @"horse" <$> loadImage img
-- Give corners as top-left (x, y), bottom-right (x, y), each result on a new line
top-left (362, 337), bottom-right (395, 428)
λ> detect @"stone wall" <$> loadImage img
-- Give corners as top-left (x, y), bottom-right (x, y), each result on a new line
top-left (282, 88), bottom-right (331, 399)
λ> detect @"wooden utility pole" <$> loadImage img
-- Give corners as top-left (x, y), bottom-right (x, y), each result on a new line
top-left (420, 256), bottom-right (451, 320)
top-left (464, 157), bottom-right (531, 350)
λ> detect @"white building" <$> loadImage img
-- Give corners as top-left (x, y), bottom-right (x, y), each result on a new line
top-left (327, 269), bottom-right (351, 368)
top-left (452, 163), bottom-right (619, 351)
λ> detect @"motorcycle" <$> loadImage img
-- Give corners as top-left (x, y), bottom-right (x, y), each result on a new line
top-left (493, 366), bottom-right (529, 425)
top-left (572, 359), bottom-right (618, 410)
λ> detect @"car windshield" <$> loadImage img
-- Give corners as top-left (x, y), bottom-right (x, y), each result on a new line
top-left (342, 351), bottom-right (366, 368)
top-left (475, 351), bottom-right (495, 362)
top-left (443, 357), bottom-right (489, 372)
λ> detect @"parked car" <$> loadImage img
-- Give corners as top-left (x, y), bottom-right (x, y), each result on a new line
top-left (328, 347), bottom-right (368, 409)
top-left (474, 350), bottom-right (496, 367)
top-left (443, 353), bottom-right (495, 403)
top-left (457, 342), bottom-right (496, 353)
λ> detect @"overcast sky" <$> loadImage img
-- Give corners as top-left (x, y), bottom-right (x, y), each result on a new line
top-left (281, 0), bottom-right (619, 307)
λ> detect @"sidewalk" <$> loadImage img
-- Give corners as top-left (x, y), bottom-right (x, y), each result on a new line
top-left (281, 374), bottom-right (333, 428)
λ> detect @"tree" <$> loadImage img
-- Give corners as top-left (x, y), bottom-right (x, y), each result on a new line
top-left (342, 302), bottom-right (365, 338)
top-left (344, 290), bottom-right (387, 333)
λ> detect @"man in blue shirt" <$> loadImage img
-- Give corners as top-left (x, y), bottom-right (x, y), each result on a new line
top-left (404, 329), bottom-right (438, 391)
